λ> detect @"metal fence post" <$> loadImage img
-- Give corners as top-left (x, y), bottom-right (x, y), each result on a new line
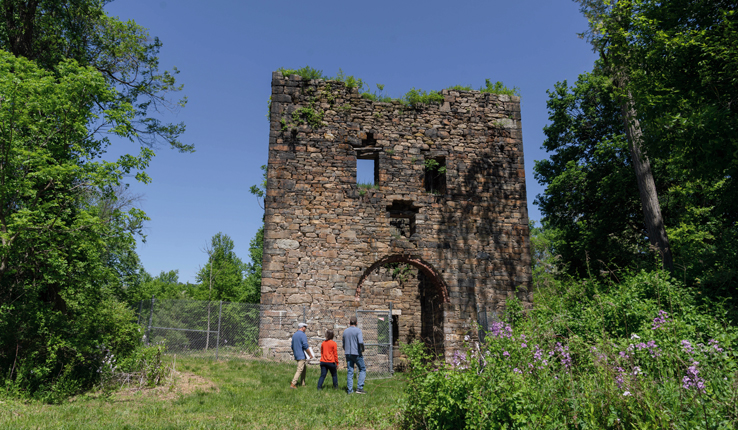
top-left (389, 302), bottom-right (393, 376)
top-left (145, 295), bottom-right (155, 346)
top-left (215, 301), bottom-right (223, 360)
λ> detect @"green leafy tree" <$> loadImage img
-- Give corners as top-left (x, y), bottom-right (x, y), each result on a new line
top-left (137, 269), bottom-right (191, 302)
top-left (0, 0), bottom-right (190, 398)
top-left (535, 70), bottom-right (653, 277)
top-left (575, 0), bottom-right (674, 272)
top-left (0, 0), bottom-right (190, 151)
top-left (194, 233), bottom-right (257, 303)
top-left (0, 50), bottom-right (144, 398)
top-left (243, 164), bottom-right (268, 304)
top-left (241, 226), bottom-right (263, 303)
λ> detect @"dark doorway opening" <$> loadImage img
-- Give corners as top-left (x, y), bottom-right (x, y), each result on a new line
top-left (419, 271), bottom-right (444, 356)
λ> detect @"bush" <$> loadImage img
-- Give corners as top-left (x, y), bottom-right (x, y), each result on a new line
top-left (400, 270), bottom-right (738, 429)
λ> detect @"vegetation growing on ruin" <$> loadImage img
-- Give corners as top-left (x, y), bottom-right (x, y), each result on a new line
top-left (276, 66), bottom-right (519, 110)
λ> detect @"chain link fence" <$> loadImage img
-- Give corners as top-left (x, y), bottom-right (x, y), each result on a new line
top-left (137, 298), bottom-right (394, 380)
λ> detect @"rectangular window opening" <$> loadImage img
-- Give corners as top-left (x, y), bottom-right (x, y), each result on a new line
top-left (424, 157), bottom-right (446, 194)
top-left (357, 147), bottom-right (379, 190)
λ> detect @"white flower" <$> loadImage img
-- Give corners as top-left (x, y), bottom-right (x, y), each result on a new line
top-left (623, 391), bottom-right (631, 396)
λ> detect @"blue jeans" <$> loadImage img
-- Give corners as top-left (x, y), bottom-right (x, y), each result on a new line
top-left (345, 354), bottom-right (366, 393)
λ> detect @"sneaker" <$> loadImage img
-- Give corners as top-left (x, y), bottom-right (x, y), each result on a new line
top-left (355, 388), bottom-right (366, 394)
top-left (290, 384), bottom-right (297, 389)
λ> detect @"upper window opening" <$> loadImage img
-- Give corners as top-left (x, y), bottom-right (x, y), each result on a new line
top-left (424, 157), bottom-right (446, 194)
top-left (357, 149), bottom-right (379, 188)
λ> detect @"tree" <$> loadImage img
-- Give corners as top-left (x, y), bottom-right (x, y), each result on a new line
top-left (242, 164), bottom-right (268, 304)
top-left (0, 0), bottom-right (191, 152)
top-left (0, 50), bottom-right (143, 398)
top-left (535, 70), bottom-right (653, 276)
top-left (0, 1), bottom-right (190, 398)
top-left (241, 226), bottom-right (263, 303)
top-left (195, 233), bottom-right (246, 303)
top-left (575, 0), bottom-right (674, 272)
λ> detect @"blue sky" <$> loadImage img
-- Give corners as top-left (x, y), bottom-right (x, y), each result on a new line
top-left (104, 0), bottom-right (598, 283)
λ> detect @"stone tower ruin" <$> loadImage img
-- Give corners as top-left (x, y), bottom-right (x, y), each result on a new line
top-left (261, 71), bottom-right (531, 360)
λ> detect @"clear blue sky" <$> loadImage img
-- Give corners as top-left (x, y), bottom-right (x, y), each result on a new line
top-left (104, 0), bottom-right (598, 283)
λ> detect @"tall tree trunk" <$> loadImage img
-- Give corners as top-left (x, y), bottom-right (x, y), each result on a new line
top-left (617, 83), bottom-right (674, 272)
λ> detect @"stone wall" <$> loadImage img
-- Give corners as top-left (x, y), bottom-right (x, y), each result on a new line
top-left (261, 71), bottom-right (531, 359)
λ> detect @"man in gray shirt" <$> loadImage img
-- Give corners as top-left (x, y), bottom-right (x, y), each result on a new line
top-left (342, 316), bottom-right (366, 394)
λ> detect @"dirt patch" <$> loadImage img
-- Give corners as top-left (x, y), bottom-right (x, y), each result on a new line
top-left (113, 370), bottom-right (218, 401)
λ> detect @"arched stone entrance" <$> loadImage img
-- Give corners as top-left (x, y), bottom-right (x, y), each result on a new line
top-left (355, 254), bottom-right (448, 357)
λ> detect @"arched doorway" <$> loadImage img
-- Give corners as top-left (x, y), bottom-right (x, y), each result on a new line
top-left (355, 255), bottom-right (448, 357)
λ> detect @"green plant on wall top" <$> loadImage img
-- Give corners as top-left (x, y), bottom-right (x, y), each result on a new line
top-left (273, 66), bottom-right (520, 123)
top-left (480, 79), bottom-right (520, 96)
top-left (277, 65), bottom-right (326, 80)
top-left (403, 88), bottom-right (445, 106)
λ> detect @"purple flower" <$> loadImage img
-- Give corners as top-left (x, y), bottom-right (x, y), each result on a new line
top-left (533, 345), bottom-right (543, 362)
top-left (513, 367), bottom-right (522, 374)
top-left (615, 367), bottom-right (626, 389)
top-left (652, 310), bottom-right (670, 330)
top-left (708, 339), bottom-right (724, 353)
top-left (682, 361), bottom-right (705, 393)
top-left (555, 342), bottom-right (572, 369)
top-left (502, 351), bottom-right (510, 358)
top-left (681, 340), bottom-right (694, 354)
top-left (521, 343), bottom-right (527, 348)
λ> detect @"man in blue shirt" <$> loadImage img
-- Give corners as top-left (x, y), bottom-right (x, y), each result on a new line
top-left (290, 322), bottom-right (314, 389)
top-left (342, 316), bottom-right (366, 394)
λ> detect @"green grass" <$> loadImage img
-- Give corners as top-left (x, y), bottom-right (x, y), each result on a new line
top-left (1, 358), bottom-right (406, 429)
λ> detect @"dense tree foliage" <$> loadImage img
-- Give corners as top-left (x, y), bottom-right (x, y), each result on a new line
top-left (0, 0), bottom-right (188, 400)
top-left (191, 232), bottom-right (260, 304)
top-left (537, 0), bottom-right (738, 298)
top-left (0, 50), bottom-right (143, 399)
top-left (0, 0), bottom-right (190, 152)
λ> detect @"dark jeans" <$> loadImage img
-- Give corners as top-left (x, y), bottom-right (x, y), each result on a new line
top-left (317, 362), bottom-right (338, 389)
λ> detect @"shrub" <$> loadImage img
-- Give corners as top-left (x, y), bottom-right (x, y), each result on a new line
top-left (400, 270), bottom-right (738, 429)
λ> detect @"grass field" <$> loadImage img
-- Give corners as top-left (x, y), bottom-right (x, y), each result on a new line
top-left (1, 358), bottom-right (407, 429)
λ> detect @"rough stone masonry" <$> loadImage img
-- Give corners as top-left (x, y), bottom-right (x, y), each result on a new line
top-left (261, 71), bottom-right (531, 362)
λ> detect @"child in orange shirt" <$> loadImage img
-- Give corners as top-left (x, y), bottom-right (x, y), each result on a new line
top-left (317, 329), bottom-right (339, 390)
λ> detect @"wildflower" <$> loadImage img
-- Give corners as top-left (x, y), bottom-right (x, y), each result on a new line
top-left (652, 310), bottom-right (670, 330)
top-left (521, 343), bottom-right (527, 348)
top-left (682, 361), bottom-right (705, 393)
top-left (533, 345), bottom-right (543, 362)
top-left (681, 340), bottom-right (694, 354)
top-left (464, 335), bottom-right (470, 341)
top-left (502, 351), bottom-right (510, 358)
top-left (630, 333), bottom-right (640, 340)
top-left (513, 368), bottom-right (522, 374)
top-left (708, 339), bottom-right (724, 353)
top-left (623, 391), bottom-right (631, 396)
top-left (615, 367), bottom-right (626, 389)
top-left (632, 366), bottom-right (641, 376)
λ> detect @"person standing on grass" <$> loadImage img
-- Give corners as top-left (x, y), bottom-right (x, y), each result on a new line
top-left (342, 316), bottom-right (366, 394)
top-left (317, 329), bottom-right (339, 390)
top-left (290, 322), bottom-right (313, 389)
